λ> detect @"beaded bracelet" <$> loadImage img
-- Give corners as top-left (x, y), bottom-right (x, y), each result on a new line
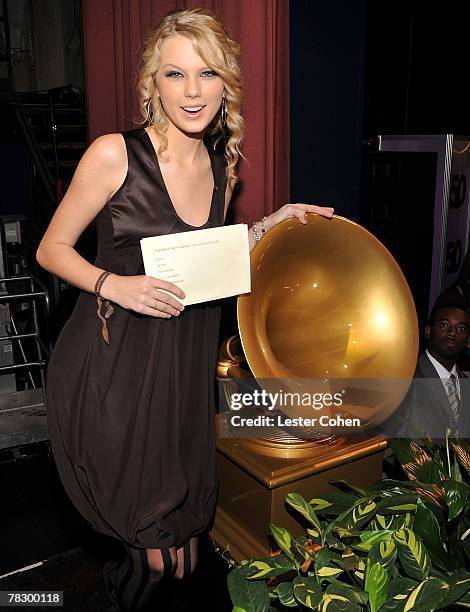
top-left (251, 216), bottom-right (268, 243)
top-left (95, 270), bottom-right (112, 298)
top-left (260, 216), bottom-right (267, 235)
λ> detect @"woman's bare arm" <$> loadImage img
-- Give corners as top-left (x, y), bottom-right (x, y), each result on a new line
top-left (223, 179), bottom-right (334, 253)
top-left (36, 134), bottom-right (185, 318)
top-left (36, 134), bottom-right (127, 293)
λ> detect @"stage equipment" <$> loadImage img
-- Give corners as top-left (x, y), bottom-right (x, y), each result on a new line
top-left (212, 214), bottom-right (418, 561)
top-left (378, 134), bottom-right (470, 314)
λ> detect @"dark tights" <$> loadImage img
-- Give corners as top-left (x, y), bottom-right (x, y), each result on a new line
top-left (103, 536), bottom-right (198, 610)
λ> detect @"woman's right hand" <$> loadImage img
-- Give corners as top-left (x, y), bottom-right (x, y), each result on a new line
top-left (101, 274), bottom-right (185, 318)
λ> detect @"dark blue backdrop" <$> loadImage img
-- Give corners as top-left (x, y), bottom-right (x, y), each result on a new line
top-left (289, 0), bottom-right (367, 220)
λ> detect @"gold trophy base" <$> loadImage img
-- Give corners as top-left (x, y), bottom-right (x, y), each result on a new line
top-left (211, 415), bottom-right (386, 562)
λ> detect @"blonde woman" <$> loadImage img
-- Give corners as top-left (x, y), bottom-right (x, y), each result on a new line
top-left (36, 7), bottom-right (333, 610)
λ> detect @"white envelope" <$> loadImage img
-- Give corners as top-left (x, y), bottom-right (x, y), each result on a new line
top-left (140, 224), bottom-right (251, 306)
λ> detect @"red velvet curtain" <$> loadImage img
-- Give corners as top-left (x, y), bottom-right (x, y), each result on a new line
top-left (81, 0), bottom-right (290, 222)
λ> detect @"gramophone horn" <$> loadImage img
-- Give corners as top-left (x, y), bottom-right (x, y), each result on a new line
top-left (236, 214), bottom-right (419, 431)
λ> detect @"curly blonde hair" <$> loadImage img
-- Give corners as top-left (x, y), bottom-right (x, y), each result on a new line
top-left (136, 7), bottom-right (244, 185)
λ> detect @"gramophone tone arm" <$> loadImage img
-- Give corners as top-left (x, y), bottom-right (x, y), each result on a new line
top-left (217, 334), bottom-right (251, 378)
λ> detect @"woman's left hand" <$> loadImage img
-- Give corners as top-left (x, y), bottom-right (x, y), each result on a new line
top-left (264, 203), bottom-right (334, 232)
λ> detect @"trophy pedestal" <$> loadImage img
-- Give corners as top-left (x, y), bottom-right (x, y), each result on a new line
top-left (211, 415), bottom-right (386, 562)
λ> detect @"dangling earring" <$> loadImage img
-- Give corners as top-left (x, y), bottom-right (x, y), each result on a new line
top-left (221, 95), bottom-right (228, 130)
top-left (148, 95), bottom-right (165, 124)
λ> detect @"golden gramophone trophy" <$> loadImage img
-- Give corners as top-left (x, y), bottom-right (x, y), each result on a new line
top-left (211, 215), bottom-right (419, 562)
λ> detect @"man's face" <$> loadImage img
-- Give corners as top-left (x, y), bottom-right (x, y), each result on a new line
top-left (425, 306), bottom-right (470, 363)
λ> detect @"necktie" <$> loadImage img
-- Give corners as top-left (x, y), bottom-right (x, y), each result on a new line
top-left (444, 373), bottom-right (461, 425)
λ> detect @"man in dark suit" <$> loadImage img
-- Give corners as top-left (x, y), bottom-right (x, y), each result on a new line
top-left (400, 301), bottom-right (470, 439)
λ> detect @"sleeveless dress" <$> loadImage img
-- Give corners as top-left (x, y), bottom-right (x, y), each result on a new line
top-left (46, 128), bottom-right (227, 550)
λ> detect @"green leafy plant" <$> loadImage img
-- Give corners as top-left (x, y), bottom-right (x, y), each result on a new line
top-left (387, 434), bottom-right (470, 571)
top-left (227, 435), bottom-right (470, 611)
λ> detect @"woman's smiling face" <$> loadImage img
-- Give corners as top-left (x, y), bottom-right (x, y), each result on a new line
top-left (154, 34), bottom-right (225, 137)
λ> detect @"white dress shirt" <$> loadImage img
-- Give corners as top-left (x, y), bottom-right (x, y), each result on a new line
top-left (426, 349), bottom-right (461, 399)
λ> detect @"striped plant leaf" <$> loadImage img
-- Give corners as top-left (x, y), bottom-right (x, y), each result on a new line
top-left (319, 592), bottom-right (361, 611)
top-left (276, 581), bottom-right (297, 608)
top-left (227, 564), bottom-right (270, 612)
top-left (324, 499), bottom-right (365, 536)
top-left (268, 524), bottom-right (297, 567)
top-left (451, 440), bottom-right (470, 477)
top-left (293, 539), bottom-right (310, 563)
top-left (372, 514), bottom-right (395, 531)
top-left (326, 581), bottom-right (369, 605)
top-left (292, 575), bottom-right (323, 609)
top-left (344, 498), bottom-right (377, 529)
top-left (368, 539), bottom-right (397, 577)
top-left (316, 565), bottom-right (343, 582)
top-left (401, 577), bottom-right (448, 611)
top-left (352, 529), bottom-right (394, 553)
top-left (361, 530), bottom-right (395, 545)
top-left (454, 443), bottom-right (470, 475)
top-left (376, 495), bottom-right (418, 515)
top-left (371, 478), bottom-right (445, 509)
top-left (370, 478), bottom-right (425, 496)
top-left (309, 498), bottom-right (333, 511)
top-left (374, 515), bottom-right (409, 532)
top-left (246, 555), bottom-right (296, 580)
top-left (402, 513), bottom-right (413, 528)
top-left (365, 560), bottom-right (389, 612)
top-left (413, 484), bottom-right (446, 509)
top-left (437, 570), bottom-right (470, 609)
top-left (327, 498), bottom-right (377, 536)
top-left (316, 566), bottom-right (343, 580)
top-left (285, 492), bottom-right (322, 532)
top-left (314, 548), bottom-right (343, 582)
top-left (387, 439), bottom-right (442, 484)
top-left (309, 491), bottom-right (359, 516)
top-left (393, 528), bottom-right (431, 581)
top-left (373, 512), bottom-right (413, 531)
top-left (381, 576), bottom-right (419, 611)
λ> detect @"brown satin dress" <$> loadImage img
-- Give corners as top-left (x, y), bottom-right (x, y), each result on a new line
top-left (46, 128), bottom-right (227, 549)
